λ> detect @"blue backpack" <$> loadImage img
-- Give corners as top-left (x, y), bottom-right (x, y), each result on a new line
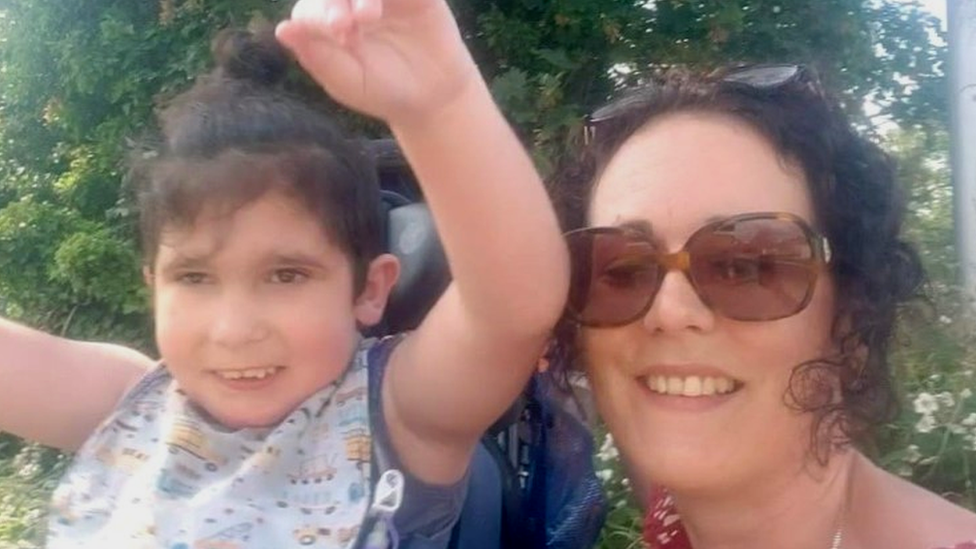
top-left (367, 139), bottom-right (607, 549)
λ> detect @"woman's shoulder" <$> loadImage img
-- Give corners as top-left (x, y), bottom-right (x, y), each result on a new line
top-left (890, 474), bottom-right (976, 535)
top-left (929, 542), bottom-right (976, 549)
top-left (862, 459), bottom-right (976, 546)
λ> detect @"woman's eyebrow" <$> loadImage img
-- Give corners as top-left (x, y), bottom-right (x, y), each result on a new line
top-left (616, 218), bottom-right (655, 237)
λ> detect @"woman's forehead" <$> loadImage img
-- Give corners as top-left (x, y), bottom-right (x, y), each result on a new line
top-left (588, 112), bottom-right (814, 235)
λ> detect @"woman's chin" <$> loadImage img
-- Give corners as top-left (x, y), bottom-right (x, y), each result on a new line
top-left (619, 434), bottom-right (746, 496)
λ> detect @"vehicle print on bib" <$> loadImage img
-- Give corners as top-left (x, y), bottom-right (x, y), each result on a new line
top-left (292, 524), bottom-right (360, 546)
top-left (166, 417), bottom-right (228, 472)
top-left (288, 453), bottom-right (339, 485)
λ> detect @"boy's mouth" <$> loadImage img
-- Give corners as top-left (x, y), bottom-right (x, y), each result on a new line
top-left (213, 366), bottom-right (282, 381)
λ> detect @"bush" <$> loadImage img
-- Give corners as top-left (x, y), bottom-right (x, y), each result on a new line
top-left (0, 438), bottom-right (66, 548)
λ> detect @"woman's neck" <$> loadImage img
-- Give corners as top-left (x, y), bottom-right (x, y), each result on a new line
top-left (670, 448), bottom-right (857, 549)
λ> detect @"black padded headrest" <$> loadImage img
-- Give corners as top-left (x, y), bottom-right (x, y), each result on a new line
top-left (364, 140), bottom-right (451, 336)
top-left (382, 197), bottom-right (450, 333)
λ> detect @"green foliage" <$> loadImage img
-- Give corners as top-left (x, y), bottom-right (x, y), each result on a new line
top-left (0, 438), bottom-right (66, 548)
top-left (875, 128), bottom-right (976, 510)
top-left (593, 431), bottom-right (644, 549)
top-left (456, 0), bottom-right (947, 172)
top-left (456, 0), bottom-right (646, 172)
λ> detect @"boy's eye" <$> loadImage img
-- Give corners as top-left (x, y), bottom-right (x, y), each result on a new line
top-left (270, 268), bottom-right (308, 284)
top-left (177, 272), bottom-right (211, 284)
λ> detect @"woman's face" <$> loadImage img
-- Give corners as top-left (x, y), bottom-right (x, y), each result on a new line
top-left (583, 112), bottom-right (837, 495)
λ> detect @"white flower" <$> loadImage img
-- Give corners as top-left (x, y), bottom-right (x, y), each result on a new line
top-left (949, 424), bottom-right (967, 435)
top-left (16, 461), bottom-right (39, 479)
top-left (962, 413), bottom-right (976, 427)
top-left (961, 388), bottom-right (973, 400)
top-left (904, 444), bottom-right (922, 463)
top-left (596, 469), bottom-right (613, 482)
top-left (936, 391), bottom-right (956, 409)
top-left (939, 315), bottom-right (953, 325)
top-left (913, 392), bottom-right (939, 415)
top-left (598, 432), bottom-right (620, 461)
top-left (915, 414), bottom-right (937, 433)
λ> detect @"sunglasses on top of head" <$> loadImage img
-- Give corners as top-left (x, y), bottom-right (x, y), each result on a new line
top-left (584, 64), bottom-right (824, 145)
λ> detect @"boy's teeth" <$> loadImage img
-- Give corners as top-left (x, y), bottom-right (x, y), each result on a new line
top-left (646, 375), bottom-right (736, 397)
top-left (216, 367), bottom-right (279, 380)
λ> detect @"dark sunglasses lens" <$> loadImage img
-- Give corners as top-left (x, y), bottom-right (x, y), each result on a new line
top-left (688, 217), bottom-right (818, 321)
top-left (567, 230), bottom-right (660, 326)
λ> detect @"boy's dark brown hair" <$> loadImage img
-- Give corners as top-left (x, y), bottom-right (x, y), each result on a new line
top-left (131, 26), bottom-right (383, 293)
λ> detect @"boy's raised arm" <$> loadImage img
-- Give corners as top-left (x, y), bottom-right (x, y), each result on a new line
top-left (278, 0), bottom-right (569, 484)
top-left (0, 317), bottom-right (153, 451)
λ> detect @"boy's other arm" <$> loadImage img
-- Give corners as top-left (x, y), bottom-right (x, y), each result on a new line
top-left (0, 317), bottom-right (153, 451)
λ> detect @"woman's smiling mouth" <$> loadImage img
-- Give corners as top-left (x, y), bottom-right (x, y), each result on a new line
top-left (644, 374), bottom-right (739, 397)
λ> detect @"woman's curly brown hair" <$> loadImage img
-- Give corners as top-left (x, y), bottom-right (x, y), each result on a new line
top-left (547, 66), bottom-right (925, 461)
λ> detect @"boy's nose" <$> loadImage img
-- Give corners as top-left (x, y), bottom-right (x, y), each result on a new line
top-left (209, 295), bottom-right (270, 347)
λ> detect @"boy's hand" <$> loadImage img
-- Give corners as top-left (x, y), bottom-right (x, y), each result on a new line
top-left (276, 0), bottom-right (479, 127)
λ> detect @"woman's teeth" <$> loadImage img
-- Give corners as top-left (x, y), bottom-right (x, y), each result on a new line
top-left (215, 367), bottom-right (280, 380)
top-left (645, 375), bottom-right (736, 397)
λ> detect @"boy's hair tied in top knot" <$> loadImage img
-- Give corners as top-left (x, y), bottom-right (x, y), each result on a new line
top-left (212, 26), bottom-right (289, 87)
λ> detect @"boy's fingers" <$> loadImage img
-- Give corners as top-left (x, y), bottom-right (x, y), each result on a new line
top-left (324, 0), bottom-right (356, 38)
top-left (289, 0), bottom-right (328, 25)
top-left (282, 0), bottom-right (355, 43)
top-left (276, 23), bottom-right (350, 71)
top-left (277, 17), bottom-right (330, 41)
top-left (276, 26), bottom-right (351, 87)
top-left (275, 20), bottom-right (327, 53)
top-left (352, 0), bottom-right (383, 24)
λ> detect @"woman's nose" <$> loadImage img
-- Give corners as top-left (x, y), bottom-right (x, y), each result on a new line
top-left (641, 270), bottom-right (716, 334)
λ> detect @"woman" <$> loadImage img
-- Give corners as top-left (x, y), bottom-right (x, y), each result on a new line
top-left (551, 65), bottom-right (976, 548)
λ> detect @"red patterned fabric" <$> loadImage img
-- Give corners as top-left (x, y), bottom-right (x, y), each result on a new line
top-left (642, 487), bottom-right (691, 549)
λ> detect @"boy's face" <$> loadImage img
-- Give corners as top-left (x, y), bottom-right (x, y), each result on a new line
top-left (147, 190), bottom-right (397, 429)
